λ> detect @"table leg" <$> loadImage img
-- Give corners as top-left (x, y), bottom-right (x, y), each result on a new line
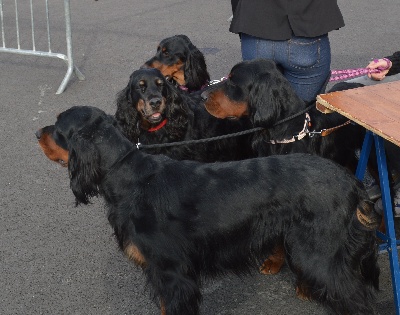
top-left (374, 134), bottom-right (400, 315)
top-left (357, 131), bottom-right (400, 314)
top-left (355, 131), bottom-right (373, 180)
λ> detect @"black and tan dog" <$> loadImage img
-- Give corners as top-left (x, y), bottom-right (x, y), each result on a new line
top-left (36, 106), bottom-right (380, 315)
top-left (143, 34), bottom-right (210, 93)
top-left (200, 59), bottom-right (375, 274)
top-left (201, 59), bottom-right (366, 169)
top-left (115, 67), bottom-right (251, 162)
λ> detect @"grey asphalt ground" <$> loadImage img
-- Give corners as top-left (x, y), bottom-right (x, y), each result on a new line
top-left (1, 1), bottom-right (400, 314)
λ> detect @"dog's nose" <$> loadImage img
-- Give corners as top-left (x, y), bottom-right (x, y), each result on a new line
top-left (35, 129), bottom-right (43, 140)
top-left (149, 98), bottom-right (162, 108)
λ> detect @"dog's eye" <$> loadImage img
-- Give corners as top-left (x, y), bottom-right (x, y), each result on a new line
top-left (156, 79), bottom-right (164, 86)
top-left (58, 159), bottom-right (67, 167)
top-left (227, 79), bottom-right (235, 86)
top-left (162, 50), bottom-right (169, 57)
top-left (226, 80), bottom-right (239, 92)
top-left (53, 131), bottom-right (68, 150)
top-left (138, 80), bottom-right (146, 92)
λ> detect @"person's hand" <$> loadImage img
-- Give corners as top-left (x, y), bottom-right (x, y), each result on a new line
top-left (366, 58), bottom-right (392, 80)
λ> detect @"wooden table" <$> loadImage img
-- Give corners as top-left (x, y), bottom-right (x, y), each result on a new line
top-left (317, 80), bottom-right (400, 314)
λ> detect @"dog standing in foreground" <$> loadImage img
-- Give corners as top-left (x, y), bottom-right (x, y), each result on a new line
top-left (36, 106), bottom-right (380, 315)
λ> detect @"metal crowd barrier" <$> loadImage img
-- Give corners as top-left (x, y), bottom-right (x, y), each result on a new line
top-left (0, 0), bottom-right (85, 94)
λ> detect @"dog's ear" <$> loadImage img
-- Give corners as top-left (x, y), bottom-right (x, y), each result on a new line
top-left (248, 72), bottom-right (279, 127)
top-left (68, 130), bottom-right (102, 205)
top-left (115, 82), bottom-right (140, 141)
top-left (165, 82), bottom-right (188, 133)
top-left (183, 45), bottom-right (210, 91)
top-left (249, 72), bottom-right (301, 127)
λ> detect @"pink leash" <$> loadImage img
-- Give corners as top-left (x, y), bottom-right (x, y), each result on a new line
top-left (329, 58), bottom-right (392, 82)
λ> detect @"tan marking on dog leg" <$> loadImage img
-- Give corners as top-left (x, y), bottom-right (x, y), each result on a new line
top-left (296, 286), bottom-right (312, 301)
top-left (124, 243), bottom-right (147, 268)
top-left (259, 246), bottom-right (285, 275)
top-left (160, 300), bottom-right (166, 315)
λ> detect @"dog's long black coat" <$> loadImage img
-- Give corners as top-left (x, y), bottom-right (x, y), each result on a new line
top-left (36, 106), bottom-right (380, 315)
top-left (115, 67), bottom-right (252, 162)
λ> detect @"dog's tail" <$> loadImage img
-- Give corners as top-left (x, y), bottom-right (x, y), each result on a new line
top-left (356, 200), bottom-right (381, 291)
top-left (325, 199), bottom-right (380, 314)
top-left (302, 200), bottom-right (380, 314)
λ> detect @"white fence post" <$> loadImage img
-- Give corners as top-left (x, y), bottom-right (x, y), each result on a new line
top-left (0, 0), bottom-right (85, 94)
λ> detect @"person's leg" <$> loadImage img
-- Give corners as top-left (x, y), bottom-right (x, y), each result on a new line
top-left (240, 33), bottom-right (331, 103)
top-left (277, 35), bottom-right (331, 103)
top-left (240, 33), bottom-right (275, 61)
top-left (371, 136), bottom-right (400, 216)
top-left (385, 141), bottom-right (400, 176)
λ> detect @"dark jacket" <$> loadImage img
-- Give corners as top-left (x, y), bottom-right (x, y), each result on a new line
top-left (387, 51), bottom-right (400, 76)
top-left (230, 0), bottom-right (345, 40)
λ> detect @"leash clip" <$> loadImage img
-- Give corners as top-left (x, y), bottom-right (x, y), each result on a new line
top-left (308, 130), bottom-right (324, 138)
top-left (208, 76), bottom-right (228, 86)
top-left (136, 142), bottom-right (141, 149)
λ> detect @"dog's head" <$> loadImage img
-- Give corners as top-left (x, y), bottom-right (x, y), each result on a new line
top-left (201, 59), bottom-right (304, 126)
top-left (123, 68), bottom-right (169, 125)
top-left (35, 106), bottom-right (110, 167)
top-left (36, 106), bottom-right (124, 204)
top-left (143, 34), bottom-right (210, 92)
top-left (115, 68), bottom-right (188, 142)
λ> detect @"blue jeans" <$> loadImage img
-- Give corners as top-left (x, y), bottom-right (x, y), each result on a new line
top-left (240, 33), bottom-right (331, 103)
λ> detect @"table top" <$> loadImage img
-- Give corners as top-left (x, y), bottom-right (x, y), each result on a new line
top-left (317, 80), bottom-right (400, 147)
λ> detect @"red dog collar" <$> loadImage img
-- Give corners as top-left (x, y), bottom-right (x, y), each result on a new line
top-left (147, 119), bottom-right (167, 132)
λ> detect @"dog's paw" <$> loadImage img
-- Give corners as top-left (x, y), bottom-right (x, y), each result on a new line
top-left (259, 252), bottom-right (285, 275)
top-left (295, 286), bottom-right (312, 302)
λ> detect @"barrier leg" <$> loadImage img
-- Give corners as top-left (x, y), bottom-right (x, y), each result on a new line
top-left (56, 0), bottom-right (85, 94)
